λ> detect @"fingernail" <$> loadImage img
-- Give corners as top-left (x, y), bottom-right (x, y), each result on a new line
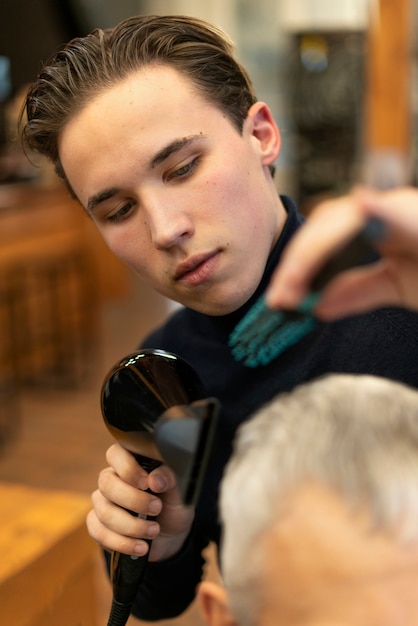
top-left (152, 474), bottom-right (168, 492)
top-left (148, 498), bottom-right (161, 515)
top-left (146, 523), bottom-right (159, 538)
top-left (137, 476), bottom-right (149, 490)
top-left (133, 542), bottom-right (148, 556)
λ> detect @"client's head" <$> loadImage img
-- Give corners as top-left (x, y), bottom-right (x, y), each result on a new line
top-left (199, 374), bottom-right (418, 626)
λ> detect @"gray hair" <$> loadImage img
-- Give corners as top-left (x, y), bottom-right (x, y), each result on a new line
top-left (220, 374), bottom-right (418, 626)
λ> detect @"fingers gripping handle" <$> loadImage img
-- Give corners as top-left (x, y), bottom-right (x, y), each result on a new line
top-left (107, 455), bottom-right (161, 626)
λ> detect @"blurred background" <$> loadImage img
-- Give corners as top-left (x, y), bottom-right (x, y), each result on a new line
top-left (0, 1), bottom-right (416, 624)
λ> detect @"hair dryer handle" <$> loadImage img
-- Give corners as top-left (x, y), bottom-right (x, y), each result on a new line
top-left (133, 454), bottom-right (162, 474)
top-left (108, 455), bottom-right (162, 625)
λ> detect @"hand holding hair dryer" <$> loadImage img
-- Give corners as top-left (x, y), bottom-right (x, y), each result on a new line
top-left (100, 348), bottom-right (219, 626)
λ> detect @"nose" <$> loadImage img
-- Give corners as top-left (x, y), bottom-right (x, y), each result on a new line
top-left (147, 200), bottom-right (194, 250)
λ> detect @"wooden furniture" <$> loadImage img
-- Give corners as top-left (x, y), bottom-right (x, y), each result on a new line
top-left (0, 482), bottom-right (100, 626)
top-left (363, 0), bottom-right (413, 185)
top-left (0, 183), bottom-right (94, 387)
top-left (0, 182), bottom-right (129, 390)
top-left (0, 269), bottom-right (20, 449)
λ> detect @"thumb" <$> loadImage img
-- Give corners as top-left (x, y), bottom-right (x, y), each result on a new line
top-left (148, 464), bottom-right (178, 495)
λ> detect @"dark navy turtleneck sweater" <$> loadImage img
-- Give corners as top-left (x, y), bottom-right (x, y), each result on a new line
top-left (129, 197), bottom-right (418, 620)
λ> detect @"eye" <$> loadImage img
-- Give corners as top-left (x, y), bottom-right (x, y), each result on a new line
top-left (107, 201), bottom-right (135, 224)
top-left (168, 156), bottom-right (200, 182)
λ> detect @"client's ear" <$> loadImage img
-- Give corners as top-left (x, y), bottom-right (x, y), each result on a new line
top-left (197, 580), bottom-right (238, 626)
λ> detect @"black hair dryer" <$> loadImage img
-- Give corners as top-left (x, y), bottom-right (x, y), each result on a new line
top-left (100, 348), bottom-right (219, 626)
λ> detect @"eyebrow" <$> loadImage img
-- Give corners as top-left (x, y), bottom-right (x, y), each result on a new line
top-left (150, 134), bottom-right (205, 169)
top-left (86, 134), bottom-right (206, 215)
top-left (87, 187), bottom-right (119, 215)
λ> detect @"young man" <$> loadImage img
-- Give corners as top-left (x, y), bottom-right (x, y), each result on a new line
top-left (267, 185), bottom-right (418, 318)
top-left (200, 374), bottom-right (418, 626)
top-left (21, 14), bottom-right (418, 621)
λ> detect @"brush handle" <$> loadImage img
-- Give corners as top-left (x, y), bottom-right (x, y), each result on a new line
top-left (228, 218), bottom-right (386, 368)
top-left (272, 216), bottom-right (383, 322)
top-left (310, 217), bottom-right (385, 293)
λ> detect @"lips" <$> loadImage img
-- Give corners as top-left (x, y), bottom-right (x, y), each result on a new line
top-left (174, 251), bottom-right (219, 286)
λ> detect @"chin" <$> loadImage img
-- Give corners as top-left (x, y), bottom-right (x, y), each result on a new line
top-left (192, 295), bottom-right (251, 317)
top-left (176, 280), bottom-right (258, 316)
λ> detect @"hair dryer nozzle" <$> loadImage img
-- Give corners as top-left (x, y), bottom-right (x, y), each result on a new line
top-left (155, 398), bottom-right (219, 505)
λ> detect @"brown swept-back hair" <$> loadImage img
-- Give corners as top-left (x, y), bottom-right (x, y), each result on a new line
top-left (20, 14), bottom-right (257, 189)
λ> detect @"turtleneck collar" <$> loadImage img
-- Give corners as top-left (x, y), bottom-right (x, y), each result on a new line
top-left (199, 195), bottom-right (304, 333)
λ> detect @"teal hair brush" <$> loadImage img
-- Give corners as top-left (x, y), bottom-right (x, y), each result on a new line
top-left (229, 217), bottom-right (385, 367)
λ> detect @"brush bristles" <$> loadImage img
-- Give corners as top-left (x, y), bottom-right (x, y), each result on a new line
top-left (229, 297), bottom-right (318, 367)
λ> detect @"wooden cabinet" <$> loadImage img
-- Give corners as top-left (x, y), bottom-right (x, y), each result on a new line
top-left (0, 482), bottom-right (100, 626)
top-left (0, 182), bottom-right (130, 391)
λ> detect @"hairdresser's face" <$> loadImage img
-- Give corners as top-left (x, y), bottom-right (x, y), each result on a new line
top-left (257, 484), bottom-right (418, 626)
top-left (58, 65), bottom-right (284, 315)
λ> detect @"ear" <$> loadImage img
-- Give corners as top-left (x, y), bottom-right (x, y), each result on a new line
top-left (197, 581), bottom-right (239, 626)
top-left (245, 101), bottom-right (281, 167)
